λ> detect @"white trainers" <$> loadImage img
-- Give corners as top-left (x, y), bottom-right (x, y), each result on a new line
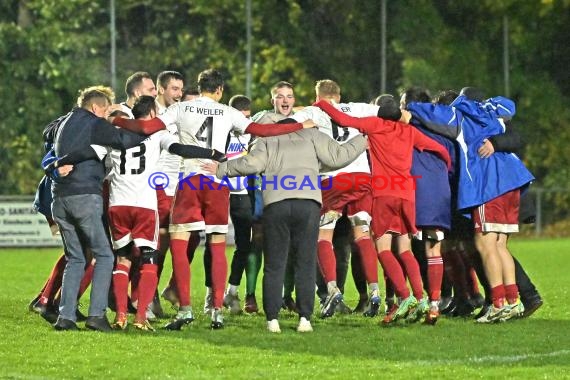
top-left (296, 317), bottom-right (313, 333)
top-left (145, 306), bottom-right (157, 321)
top-left (476, 305), bottom-right (505, 323)
top-left (267, 319), bottom-right (281, 333)
top-left (500, 301), bottom-right (525, 321)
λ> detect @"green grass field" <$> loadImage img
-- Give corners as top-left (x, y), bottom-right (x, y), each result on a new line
top-left (1, 239), bottom-right (569, 379)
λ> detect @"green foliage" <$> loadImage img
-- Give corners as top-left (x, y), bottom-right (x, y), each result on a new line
top-left (1, 0), bottom-right (570, 224)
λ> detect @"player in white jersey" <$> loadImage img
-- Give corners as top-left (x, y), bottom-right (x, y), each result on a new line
top-left (117, 69), bottom-right (313, 330)
top-left (102, 96), bottom-right (226, 331)
top-left (119, 71), bottom-right (158, 118)
top-left (151, 71), bottom-right (185, 316)
top-left (290, 79), bottom-right (383, 318)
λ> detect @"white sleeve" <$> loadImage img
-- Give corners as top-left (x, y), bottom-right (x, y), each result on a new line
top-left (158, 103), bottom-right (181, 129)
top-left (290, 108), bottom-right (312, 122)
top-left (229, 106), bottom-right (252, 134)
top-left (292, 106), bottom-right (332, 130)
top-left (90, 144), bottom-right (111, 160)
top-left (345, 102), bottom-right (380, 117)
top-left (158, 131), bottom-right (178, 151)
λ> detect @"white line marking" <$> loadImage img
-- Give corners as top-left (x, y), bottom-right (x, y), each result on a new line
top-left (410, 349), bottom-right (570, 366)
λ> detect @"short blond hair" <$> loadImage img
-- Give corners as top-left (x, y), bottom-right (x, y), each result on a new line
top-left (76, 85), bottom-right (115, 109)
top-left (270, 81), bottom-right (294, 98)
top-left (315, 79), bottom-right (340, 98)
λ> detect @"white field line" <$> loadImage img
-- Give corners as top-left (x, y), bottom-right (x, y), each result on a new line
top-left (409, 349), bottom-right (570, 366)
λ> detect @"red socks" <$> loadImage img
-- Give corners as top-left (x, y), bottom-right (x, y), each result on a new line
top-left (210, 242), bottom-right (227, 309)
top-left (112, 263), bottom-right (130, 314)
top-left (317, 240), bottom-right (336, 283)
top-left (40, 254), bottom-right (66, 305)
top-left (136, 264), bottom-right (158, 321)
top-left (427, 256), bottom-right (444, 301)
top-left (490, 285), bottom-right (506, 308)
top-left (355, 237), bottom-right (378, 284)
top-left (399, 250), bottom-right (424, 300)
top-left (505, 284), bottom-right (519, 305)
top-left (377, 250), bottom-right (409, 299)
top-left (170, 239), bottom-right (191, 307)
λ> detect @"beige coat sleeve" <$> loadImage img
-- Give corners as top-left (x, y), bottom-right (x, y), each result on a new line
top-left (216, 138), bottom-right (268, 178)
top-left (312, 130), bottom-right (367, 172)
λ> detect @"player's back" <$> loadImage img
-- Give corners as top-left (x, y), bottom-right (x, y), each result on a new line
top-left (161, 96), bottom-right (249, 178)
top-left (293, 103), bottom-right (377, 176)
top-left (109, 130), bottom-right (174, 208)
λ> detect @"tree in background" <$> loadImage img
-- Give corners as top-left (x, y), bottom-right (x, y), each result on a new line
top-left (1, 0), bottom-right (569, 224)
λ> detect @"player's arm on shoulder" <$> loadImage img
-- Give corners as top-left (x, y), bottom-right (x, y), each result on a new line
top-left (169, 143), bottom-right (226, 162)
top-left (407, 102), bottom-right (460, 139)
top-left (412, 129), bottom-right (451, 170)
top-left (487, 121), bottom-right (523, 154)
top-left (92, 118), bottom-right (147, 150)
top-left (218, 138), bottom-right (268, 178)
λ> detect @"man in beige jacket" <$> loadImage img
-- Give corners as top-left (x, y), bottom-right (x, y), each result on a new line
top-left (205, 127), bottom-right (366, 333)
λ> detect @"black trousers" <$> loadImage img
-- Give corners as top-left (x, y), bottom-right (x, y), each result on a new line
top-left (262, 199), bottom-right (320, 320)
top-left (228, 194), bottom-right (254, 286)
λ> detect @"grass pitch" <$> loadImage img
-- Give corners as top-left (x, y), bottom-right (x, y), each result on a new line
top-left (1, 239), bottom-right (569, 379)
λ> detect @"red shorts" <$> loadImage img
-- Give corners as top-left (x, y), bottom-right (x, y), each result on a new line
top-left (473, 189), bottom-right (520, 233)
top-left (156, 189), bottom-right (173, 229)
top-left (170, 174), bottom-right (230, 234)
top-left (107, 206), bottom-right (158, 249)
top-left (371, 196), bottom-right (417, 238)
top-left (321, 172), bottom-right (373, 216)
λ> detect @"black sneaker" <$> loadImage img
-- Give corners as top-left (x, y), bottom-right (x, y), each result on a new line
top-left (164, 309), bottom-right (194, 331)
top-left (450, 298), bottom-right (475, 317)
top-left (335, 300), bottom-right (353, 315)
top-left (438, 296), bottom-right (453, 312)
top-left (469, 293), bottom-right (486, 309)
top-left (352, 297), bottom-right (368, 314)
top-left (473, 303), bottom-right (490, 320)
top-left (40, 305), bottom-right (59, 324)
top-left (29, 294), bottom-right (42, 313)
top-left (522, 297), bottom-right (543, 318)
top-left (75, 309), bottom-right (88, 322)
top-left (85, 315), bottom-right (112, 332)
top-left (320, 288), bottom-right (343, 319)
top-left (441, 297), bottom-right (457, 315)
top-left (282, 296), bottom-right (298, 313)
top-left (54, 317), bottom-right (79, 331)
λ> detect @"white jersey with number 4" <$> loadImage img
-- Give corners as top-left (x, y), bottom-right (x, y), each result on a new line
top-left (158, 96), bottom-right (251, 182)
top-left (108, 130), bottom-right (177, 209)
top-left (292, 102), bottom-right (379, 177)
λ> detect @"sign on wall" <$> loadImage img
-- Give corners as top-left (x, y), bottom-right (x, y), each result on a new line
top-left (0, 197), bottom-right (62, 247)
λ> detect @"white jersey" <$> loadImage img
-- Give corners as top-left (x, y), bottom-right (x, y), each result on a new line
top-left (158, 96), bottom-right (251, 183)
top-left (108, 130), bottom-right (177, 209)
top-left (292, 102), bottom-right (379, 177)
top-left (225, 132), bottom-right (251, 195)
top-left (119, 102), bottom-right (134, 119)
top-left (155, 101), bottom-right (182, 196)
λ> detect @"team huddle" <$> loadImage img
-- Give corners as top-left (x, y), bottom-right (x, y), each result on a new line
top-left (29, 68), bottom-right (542, 334)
